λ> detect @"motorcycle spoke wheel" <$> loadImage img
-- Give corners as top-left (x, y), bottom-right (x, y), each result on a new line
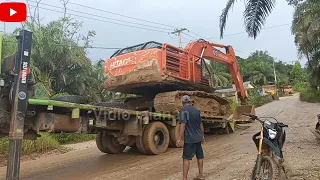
top-left (252, 156), bottom-right (280, 180)
top-left (260, 160), bottom-right (273, 180)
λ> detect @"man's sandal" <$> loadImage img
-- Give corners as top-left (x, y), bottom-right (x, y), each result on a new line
top-left (193, 176), bottom-right (205, 180)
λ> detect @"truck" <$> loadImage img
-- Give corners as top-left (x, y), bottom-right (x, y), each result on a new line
top-left (0, 31), bottom-right (255, 158)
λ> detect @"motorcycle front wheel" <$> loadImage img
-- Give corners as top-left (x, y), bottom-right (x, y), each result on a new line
top-left (251, 156), bottom-right (280, 180)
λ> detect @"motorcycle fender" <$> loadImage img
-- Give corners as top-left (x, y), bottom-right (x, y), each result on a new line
top-left (262, 138), bottom-right (281, 157)
top-left (317, 114), bottom-right (320, 123)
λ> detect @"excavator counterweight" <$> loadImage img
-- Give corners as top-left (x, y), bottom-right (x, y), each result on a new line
top-left (104, 39), bottom-right (255, 122)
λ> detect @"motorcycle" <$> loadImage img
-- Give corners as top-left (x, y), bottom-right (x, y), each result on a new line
top-left (310, 114), bottom-right (320, 141)
top-left (242, 113), bottom-right (288, 180)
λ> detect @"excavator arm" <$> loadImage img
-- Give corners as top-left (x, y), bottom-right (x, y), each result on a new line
top-left (184, 40), bottom-right (248, 105)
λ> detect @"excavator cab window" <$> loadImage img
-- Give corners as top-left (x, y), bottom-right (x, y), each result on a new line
top-left (110, 41), bottom-right (163, 58)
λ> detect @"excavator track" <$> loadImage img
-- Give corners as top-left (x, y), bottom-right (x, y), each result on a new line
top-left (154, 91), bottom-right (232, 119)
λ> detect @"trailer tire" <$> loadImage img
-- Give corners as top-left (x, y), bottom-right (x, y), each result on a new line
top-left (143, 122), bottom-right (170, 155)
top-left (136, 127), bottom-right (148, 154)
top-left (169, 124), bottom-right (183, 148)
top-left (52, 95), bottom-right (88, 104)
top-left (96, 132), bottom-right (126, 154)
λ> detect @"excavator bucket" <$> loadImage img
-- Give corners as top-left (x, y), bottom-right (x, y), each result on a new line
top-left (231, 105), bottom-right (256, 123)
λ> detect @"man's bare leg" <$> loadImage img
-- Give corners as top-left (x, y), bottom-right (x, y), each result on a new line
top-left (197, 158), bottom-right (204, 179)
top-left (183, 159), bottom-right (190, 180)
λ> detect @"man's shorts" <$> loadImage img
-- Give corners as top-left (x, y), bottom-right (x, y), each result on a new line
top-left (182, 142), bottom-right (204, 160)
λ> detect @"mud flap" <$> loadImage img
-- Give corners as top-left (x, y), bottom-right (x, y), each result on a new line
top-left (231, 105), bottom-right (256, 123)
top-left (123, 111), bottom-right (149, 136)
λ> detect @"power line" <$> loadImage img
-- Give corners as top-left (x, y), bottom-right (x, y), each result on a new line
top-left (67, 1), bottom-right (176, 28)
top-left (182, 32), bottom-right (199, 40)
top-left (58, 1), bottom-right (210, 41)
top-left (180, 23), bottom-right (291, 43)
top-left (5, 0), bottom-right (170, 34)
top-left (3, 40), bottom-right (121, 50)
top-left (189, 31), bottom-right (208, 39)
top-left (181, 35), bottom-right (193, 41)
top-left (24, 3), bottom-right (170, 33)
top-left (26, 0), bottom-right (172, 31)
top-left (207, 23), bottom-right (291, 39)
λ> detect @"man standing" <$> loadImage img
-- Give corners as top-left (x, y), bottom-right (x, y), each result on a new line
top-left (176, 95), bottom-right (205, 180)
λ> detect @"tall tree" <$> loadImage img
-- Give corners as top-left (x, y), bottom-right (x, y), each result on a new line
top-left (291, 0), bottom-right (320, 89)
top-left (240, 51), bottom-right (275, 85)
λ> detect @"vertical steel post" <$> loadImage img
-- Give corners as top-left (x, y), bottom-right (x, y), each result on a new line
top-left (6, 30), bottom-right (33, 180)
top-left (0, 32), bottom-right (2, 72)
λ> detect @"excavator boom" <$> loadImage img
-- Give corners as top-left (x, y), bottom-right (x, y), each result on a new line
top-left (183, 40), bottom-right (248, 105)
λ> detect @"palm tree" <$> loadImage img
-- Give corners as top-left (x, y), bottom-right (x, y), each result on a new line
top-left (219, 0), bottom-right (299, 39)
top-left (206, 61), bottom-right (233, 87)
top-left (291, 0), bottom-right (320, 88)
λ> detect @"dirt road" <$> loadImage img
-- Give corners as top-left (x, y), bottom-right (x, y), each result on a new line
top-left (1, 94), bottom-right (320, 180)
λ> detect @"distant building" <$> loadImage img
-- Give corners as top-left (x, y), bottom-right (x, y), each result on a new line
top-left (215, 81), bottom-right (255, 102)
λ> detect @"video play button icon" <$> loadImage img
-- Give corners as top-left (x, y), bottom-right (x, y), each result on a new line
top-left (0, 2), bottom-right (27, 22)
top-left (10, 8), bottom-right (17, 16)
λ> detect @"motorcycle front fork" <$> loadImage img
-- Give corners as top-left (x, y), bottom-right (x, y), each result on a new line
top-left (255, 126), bottom-right (264, 177)
top-left (254, 154), bottom-right (263, 178)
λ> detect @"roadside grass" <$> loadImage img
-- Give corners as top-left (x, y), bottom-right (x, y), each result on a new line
top-left (300, 89), bottom-right (320, 103)
top-left (0, 133), bottom-right (59, 155)
top-left (0, 132), bottom-right (95, 156)
top-left (50, 132), bottom-right (95, 144)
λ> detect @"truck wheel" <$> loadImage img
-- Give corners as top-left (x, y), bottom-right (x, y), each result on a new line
top-left (96, 132), bottom-right (126, 154)
top-left (169, 124), bottom-right (183, 148)
top-left (136, 126), bottom-right (148, 154)
top-left (52, 95), bottom-right (89, 104)
top-left (143, 122), bottom-right (170, 155)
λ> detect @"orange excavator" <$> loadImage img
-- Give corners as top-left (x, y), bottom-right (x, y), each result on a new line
top-left (104, 39), bottom-right (255, 122)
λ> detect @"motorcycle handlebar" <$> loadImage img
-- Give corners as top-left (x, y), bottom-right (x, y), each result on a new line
top-left (242, 113), bottom-right (289, 128)
top-left (278, 122), bottom-right (289, 128)
top-left (241, 113), bottom-right (258, 120)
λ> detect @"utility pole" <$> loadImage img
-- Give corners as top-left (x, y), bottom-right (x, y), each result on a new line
top-left (273, 60), bottom-right (277, 83)
top-left (171, 28), bottom-right (188, 48)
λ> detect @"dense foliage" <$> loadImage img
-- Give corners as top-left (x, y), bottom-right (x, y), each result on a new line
top-left (292, 0), bottom-right (320, 89)
top-left (207, 50), bottom-right (307, 90)
top-left (218, 0), bottom-right (320, 103)
top-left (1, 17), bottom-right (116, 103)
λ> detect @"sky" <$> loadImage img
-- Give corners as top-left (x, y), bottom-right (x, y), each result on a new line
top-left (2, 0), bottom-right (303, 65)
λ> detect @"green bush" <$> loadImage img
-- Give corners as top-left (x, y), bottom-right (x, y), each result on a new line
top-left (247, 88), bottom-right (274, 107)
top-left (300, 90), bottom-right (320, 103)
top-left (293, 82), bottom-right (309, 93)
top-left (249, 95), bottom-right (273, 107)
top-left (0, 133), bottom-right (59, 155)
top-left (50, 132), bottom-right (95, 144)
